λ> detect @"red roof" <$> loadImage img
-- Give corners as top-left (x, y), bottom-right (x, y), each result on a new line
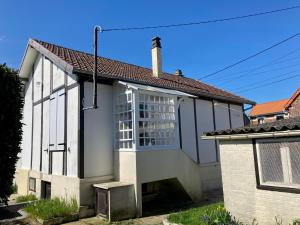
top-left (30, 39), bottom-right (254, 104)
top-left (285, 87), bottom-right (300, 109)
top-left (249, 99), bottom-right (289, 117)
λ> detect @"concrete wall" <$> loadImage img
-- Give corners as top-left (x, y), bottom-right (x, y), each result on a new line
top-left (84, 82), bottom-right (113, 178)
top-left (15, 168), bottom-right (80, 202)
top-left (114, 149), bottom-right (221, 216)
top-left (219, 139), bottom-right (300, 225)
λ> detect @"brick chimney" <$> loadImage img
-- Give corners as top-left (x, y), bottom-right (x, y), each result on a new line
top-left (152, 37), bottom-right (162, 77)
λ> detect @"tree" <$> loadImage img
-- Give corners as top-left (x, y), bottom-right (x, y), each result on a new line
top-left (0, 63), bottom-right (23, 204)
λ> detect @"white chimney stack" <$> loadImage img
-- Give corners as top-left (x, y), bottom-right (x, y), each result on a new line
top-left (151, 37), bottom-right (162, 77)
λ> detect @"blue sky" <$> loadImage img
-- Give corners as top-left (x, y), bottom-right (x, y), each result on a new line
top-left (1, 0), bottom-right (300, 104)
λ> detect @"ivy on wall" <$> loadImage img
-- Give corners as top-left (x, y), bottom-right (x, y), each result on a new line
top-left (0, 63), bottom-right (23, 204)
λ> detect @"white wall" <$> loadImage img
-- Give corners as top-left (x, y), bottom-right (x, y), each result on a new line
top-left (52, 64), bottom-right (65, 90)
top-left (67, 86), bottom-right (79, 177)
top-left (41, 100), bottom-right (49, 173)
top-left (43, 58), bottom-right (51, 98)
top-left (230, 104), bottom-right (244, 128)
top-left (32, 104), bottom-right (41, 171)
top-left (33, 55), bottom-right (42, 102)
top-left (196, 99), bottom-right (217, 164)
top-left (84, 82), bottom-right (113, 178)
top-left (20, 76), bottom-right (33, 169)
top-left (214, 102), bottom-right (230, 130)
top-left (180, 98), bottom-right (198, 162)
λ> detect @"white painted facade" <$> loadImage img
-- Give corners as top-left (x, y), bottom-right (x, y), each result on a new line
top-left (16, 42), bottom-right (246, 218)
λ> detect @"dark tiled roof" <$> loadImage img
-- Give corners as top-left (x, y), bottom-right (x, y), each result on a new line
top-left (32, 39), bottom-right (254, 104)
top-left (205, 117), bottom-right (300, 136)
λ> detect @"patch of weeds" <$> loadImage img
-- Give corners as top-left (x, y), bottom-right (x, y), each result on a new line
top-left (16, 194), bottom-right (37, 203)
top-left (24, 197), bottom-right (78, 220)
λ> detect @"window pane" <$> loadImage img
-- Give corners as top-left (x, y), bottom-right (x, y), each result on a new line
top-left (259, 142), bottom-right (284, 183)
top-left (288, 142), bottom-right (300, 184)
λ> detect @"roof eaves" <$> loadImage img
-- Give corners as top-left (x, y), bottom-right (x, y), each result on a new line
top-left (73, 68), bottom-right (255, 105)
top-left (29, 38), bottom-right (74, 74)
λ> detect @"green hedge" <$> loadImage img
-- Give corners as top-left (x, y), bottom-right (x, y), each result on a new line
top-left (0, 63), bottom-right (23, 204)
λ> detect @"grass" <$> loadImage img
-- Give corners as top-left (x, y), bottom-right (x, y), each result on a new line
top-left (24, 197), bottom-right (78, 220)
top-left (16, 194), bottom-right (37, 203)
top-left (167, 202), bottom-right (223, 225)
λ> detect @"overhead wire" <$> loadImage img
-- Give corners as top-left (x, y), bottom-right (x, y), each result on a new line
top-left (205, 47), bottom-right (300, 83)
top-left (236, 74), bottom-right (300, 93)
top-left (199, 32), bottom-right (300, 80)
top-left (102, 5), bottom-right (300, 32)
top-left (216, 62), bottom-right (300, 86)
top-left (230, 69), bottom-right (300, 92)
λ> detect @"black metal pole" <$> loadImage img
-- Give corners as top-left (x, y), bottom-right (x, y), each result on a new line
top-left (93, 26), bottom-right (99, 109)
top-left (83, 25), bottom-right (101, 110)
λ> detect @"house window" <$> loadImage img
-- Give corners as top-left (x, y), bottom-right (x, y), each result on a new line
top-left (138, 93), bottom-right (176, 148)
top-left (258, 117), bottom-right (264, 124)
top-left (257, 140), bottom-right (300, 188)
top-left (115, 89), bottom-right (133, 149)
top-left (276, 115), bottom-right (284, 120)
top-left (29, 177), bottom-right (36, 192)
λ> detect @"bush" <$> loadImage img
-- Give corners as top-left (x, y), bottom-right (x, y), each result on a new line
top-left (24, 197), bottom-right (79, 220)
top-left (0, 63), bottom-right (23, 204)
top-left (16, 194), bottom-right (37, 203)
top-left (10, 183), bottom-right (18, 194)
top-left (200, 205), bottom-right (242, 225)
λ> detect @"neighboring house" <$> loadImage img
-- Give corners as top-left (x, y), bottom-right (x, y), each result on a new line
top-left (203, 118), bottom-right (300, 225)
top-left (16, 37), bottom-right (254, 220)
top-left (250, 88), bottom-right (300, 124)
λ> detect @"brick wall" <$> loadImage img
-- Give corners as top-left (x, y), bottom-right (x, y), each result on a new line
top-left (219, 139), bottom-right (300, 225)
top-left (288, 96), bottom-right (300, 117)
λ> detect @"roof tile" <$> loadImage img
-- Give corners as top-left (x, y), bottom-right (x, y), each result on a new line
top-left (33, 39), bottom-right (254, 104)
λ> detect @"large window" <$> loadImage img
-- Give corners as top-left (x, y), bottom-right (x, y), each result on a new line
top-left (115, 89), bottom-right (133, 149)
top-left (257, 140), bottom-right (300, 189)
top-left (138, 93), bottom-right (177, 148)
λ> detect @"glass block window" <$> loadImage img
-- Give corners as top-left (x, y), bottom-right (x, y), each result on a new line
top-left (115, 89), bottom-right (133, 149)
top-left (138, 93), bottom-right (177, 147)
top-left (257, 140), bottom-right (300, 188)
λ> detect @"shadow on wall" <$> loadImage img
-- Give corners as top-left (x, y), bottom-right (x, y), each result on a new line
top-left (142, 178), bottom-right (192, 216)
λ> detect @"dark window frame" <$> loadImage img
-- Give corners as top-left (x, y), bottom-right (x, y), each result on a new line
top-left (29, 177), bottom-right (36, 192)
top-left (252, 138), bottom-right (300, 194)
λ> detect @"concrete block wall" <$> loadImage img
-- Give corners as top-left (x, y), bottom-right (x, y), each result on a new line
top-left (219, 139), bottom-right (300, 225)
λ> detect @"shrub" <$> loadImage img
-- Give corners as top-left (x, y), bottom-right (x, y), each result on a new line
top-left (24, 197), bottom-right (79, 220)
top-left (0, 63), bottom-right (23, 204)
top-left (10, 183), bottom-right (18, 194)
top-left (16, 194), bottom-right (37, 203)
top-left (200, 205), bottom-right (242, 225)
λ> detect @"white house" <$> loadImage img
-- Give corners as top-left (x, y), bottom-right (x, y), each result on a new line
top-left (16, 37), bottom-right (254, 220)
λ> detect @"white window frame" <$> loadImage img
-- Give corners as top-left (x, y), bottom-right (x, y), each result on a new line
top-left (256, 138), bottom-right (300, 189)
top-left (135, 90), bottom-right (180, 151)
top-left (113, 87), bottom-right (135, 151)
